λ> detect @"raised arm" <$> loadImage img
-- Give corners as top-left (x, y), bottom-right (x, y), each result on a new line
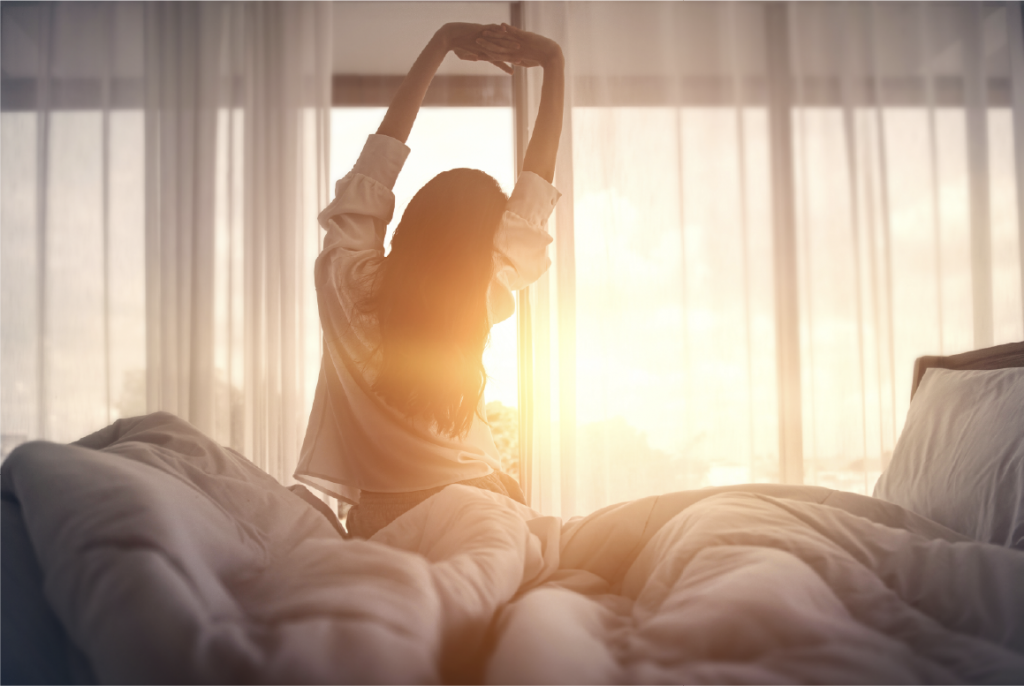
top-left (477, 25), bottom-right (564, 183)
top-left (376, 23), bottom-right (518, 144)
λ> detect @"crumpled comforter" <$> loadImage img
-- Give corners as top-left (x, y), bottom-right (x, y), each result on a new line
top-left (3, 412), bottom-right (1023, 684)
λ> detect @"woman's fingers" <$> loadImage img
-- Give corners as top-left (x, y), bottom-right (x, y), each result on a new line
top-left (475, 37), bottom-right (519, 54)
top-left (488, 24), bottom-right (560, 68)
top-left (448, 24), bottom-right (532, 75)
top-left (454, 46), bottom-right (514, 74)
top-left (481, 32), bottom-right (519, 48)
top-left (500, 23), bottom-right (528, 37)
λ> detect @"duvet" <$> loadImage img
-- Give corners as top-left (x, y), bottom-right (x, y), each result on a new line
top-left (3, 412), bottom-right (1023, 684)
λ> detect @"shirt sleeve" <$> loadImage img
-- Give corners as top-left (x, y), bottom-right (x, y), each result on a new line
top-left (488, 171), bottom-right (561, 324)
top-left (313, 134), bottom-right (410, 342)
top-left (316, 133), bottom-right (411, 257)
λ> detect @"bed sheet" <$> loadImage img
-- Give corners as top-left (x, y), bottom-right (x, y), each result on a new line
top-left (2, 412), bottom-right (1022, 684)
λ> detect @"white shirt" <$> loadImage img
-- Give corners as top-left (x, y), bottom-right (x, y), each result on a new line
top-left (294, 134), bottom-right (560, 503)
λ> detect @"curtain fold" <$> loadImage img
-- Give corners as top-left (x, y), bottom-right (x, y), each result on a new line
top-left (1011, 1), bottom-right (1024, 316)
top-left (1, 2), bottom-right (332, 486)
top-left (522, 1), bottom-right (1024, 518)
top-left (2, 1), bottom-right (149, 453)
top-left (144, 2), bottom-right (331, 482)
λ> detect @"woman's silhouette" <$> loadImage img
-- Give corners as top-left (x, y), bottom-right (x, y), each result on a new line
top-left (294, 23), bottom-right (564, 537)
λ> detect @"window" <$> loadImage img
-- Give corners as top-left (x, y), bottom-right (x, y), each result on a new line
top-left (522, 1), bottom-right (1023, 517)
top-left (1, 2), bottom-right (148, 449)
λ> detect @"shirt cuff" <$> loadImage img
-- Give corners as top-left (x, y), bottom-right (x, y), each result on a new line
top-left (507, 171), bottom-right (561, 226)
top-left (349, 133), bottom-right (411, 191)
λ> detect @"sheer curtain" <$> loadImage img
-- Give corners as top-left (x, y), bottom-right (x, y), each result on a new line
top-left (519, 1), bottom-right (1024, 518)
top-left (1, 2), bottom-right (331, 485)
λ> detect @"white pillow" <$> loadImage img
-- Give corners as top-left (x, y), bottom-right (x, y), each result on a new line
top-left (873, 367), bottom-right (1024, 549)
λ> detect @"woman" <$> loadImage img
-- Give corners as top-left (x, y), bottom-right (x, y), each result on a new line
top-left (294, 23), bottom-right (564, 538)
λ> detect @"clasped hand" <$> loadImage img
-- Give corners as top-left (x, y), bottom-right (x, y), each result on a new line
top-left (439, 23), bottom-right (562, 74)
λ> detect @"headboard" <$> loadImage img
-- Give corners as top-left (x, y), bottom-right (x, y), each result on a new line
top-left (911, 340), bottom-right (1024, 400)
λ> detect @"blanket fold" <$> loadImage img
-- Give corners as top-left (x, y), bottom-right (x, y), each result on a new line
top-left (4, 412), bottom-right (1023, 684)
top-left (3, 413), bottom-right (553, 684)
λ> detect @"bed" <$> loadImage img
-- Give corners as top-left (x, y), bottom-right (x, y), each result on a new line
top-left (2, 341), bottom-right (1023, 684)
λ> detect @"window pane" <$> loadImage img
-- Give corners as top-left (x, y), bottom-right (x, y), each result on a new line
top-left (1, 112), bottom-right (39, 454)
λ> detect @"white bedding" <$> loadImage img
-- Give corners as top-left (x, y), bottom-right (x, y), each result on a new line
top-left (3, 412), bottom-right (1023, 684)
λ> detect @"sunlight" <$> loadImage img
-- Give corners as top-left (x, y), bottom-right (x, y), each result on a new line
top-left (566, 104), bottom-right (1021, 501)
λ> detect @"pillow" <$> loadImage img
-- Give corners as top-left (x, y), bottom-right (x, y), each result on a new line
top-left (873, 367), bottom-right (1024, 549)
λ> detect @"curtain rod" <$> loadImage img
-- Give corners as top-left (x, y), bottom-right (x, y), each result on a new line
top-left (352, 0), bottom-right (1015, 6)
top-left (333, 0), bottom-right (516, 3)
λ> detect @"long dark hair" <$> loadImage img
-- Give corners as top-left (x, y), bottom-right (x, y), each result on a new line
top-left (368, 168), bottom-right (507, 438)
